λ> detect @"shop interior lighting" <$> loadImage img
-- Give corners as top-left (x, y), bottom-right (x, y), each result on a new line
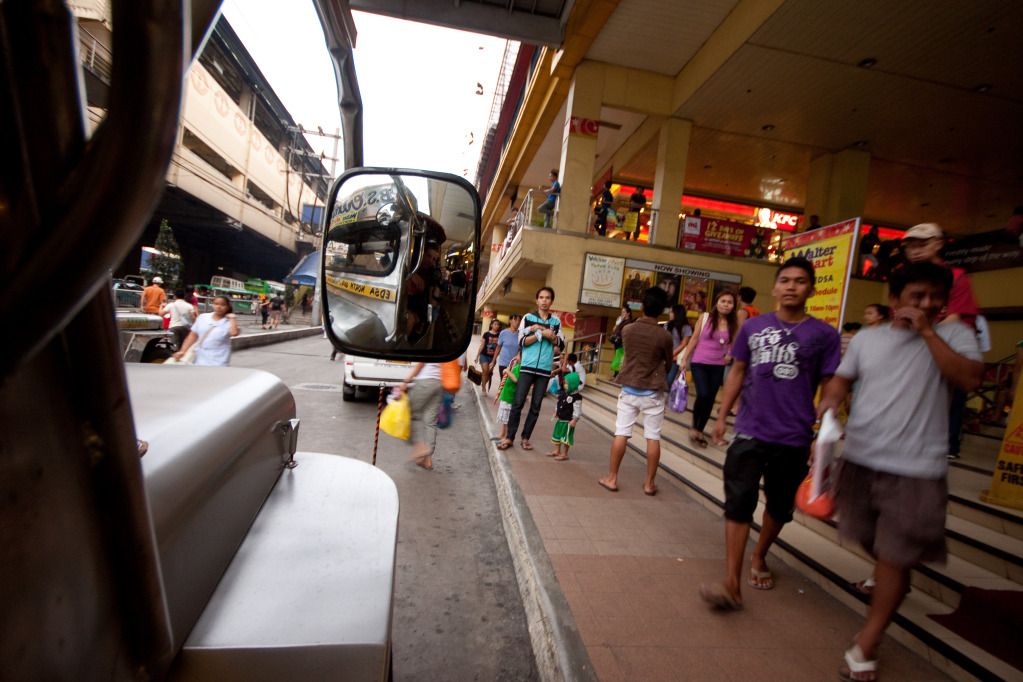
top-left (974, 83), bottom-right (992, 93)
top-left (852, 140), bottom-right (869, 149)
top-left (857, 57), bottom-right (878, 68)
top-left (761, 124), bottom-right (775, 132)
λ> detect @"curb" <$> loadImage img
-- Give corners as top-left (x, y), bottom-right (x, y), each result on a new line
top-left (231, 326), bottom-right (324, 351)
top-left (470, 386), bottom-right (597, 682)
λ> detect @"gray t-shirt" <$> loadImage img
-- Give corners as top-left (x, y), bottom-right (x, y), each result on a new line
top-left (837, 321), bottom-right (981, 479)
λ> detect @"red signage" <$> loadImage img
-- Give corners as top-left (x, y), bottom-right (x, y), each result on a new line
top-left (569, 116), bottom-right (599, 137)
top-left (678, 217), bottom-right (772, 259)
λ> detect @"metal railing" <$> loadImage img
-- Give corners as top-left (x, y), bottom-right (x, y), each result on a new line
top-left (522, 188), bottom-right (557, 229)
top-left (970, 351), bottom-right (1019, 426)
top-left (79, 26), bottom-right (113, 83)
top-left (568, 331), bottom-right (605, 376)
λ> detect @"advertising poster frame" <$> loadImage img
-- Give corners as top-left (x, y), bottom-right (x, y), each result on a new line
top-left (579, 253), bottom-right (626, 308)
top-left (781, 218), bottom-right (860, 329)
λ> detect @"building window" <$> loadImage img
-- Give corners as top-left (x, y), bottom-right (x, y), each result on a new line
top-left (246, 180), bottom-right (278, 213)
top-left (182, 129), bottom-right (240, 181)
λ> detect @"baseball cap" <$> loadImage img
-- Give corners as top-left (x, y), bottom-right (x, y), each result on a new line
top-left (904, 223), bottom-right (943, 241)
top-left (151, 276), bottom-right (164, 284)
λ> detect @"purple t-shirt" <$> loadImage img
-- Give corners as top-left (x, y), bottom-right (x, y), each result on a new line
top-left (731, 312), bottom-right (842, 447)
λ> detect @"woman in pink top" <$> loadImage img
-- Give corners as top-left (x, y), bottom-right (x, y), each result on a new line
top-left (686, 289), bottom-right (738, 446)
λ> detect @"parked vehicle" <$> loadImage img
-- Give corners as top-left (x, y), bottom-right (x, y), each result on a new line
top-left (342, 354), bottom-right (412, 401)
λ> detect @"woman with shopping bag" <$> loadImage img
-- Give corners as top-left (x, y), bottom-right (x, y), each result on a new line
top-left (397, 357), bottom-right (463, 470)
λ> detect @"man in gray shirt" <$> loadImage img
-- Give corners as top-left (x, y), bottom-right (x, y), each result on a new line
top-left (818, 261), bottom-right (983, 682)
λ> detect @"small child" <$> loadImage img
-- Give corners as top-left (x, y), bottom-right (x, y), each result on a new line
top-left (494, 356), bottom-right (520, 441)
top-left (547, 372), bottom-right (582, 461)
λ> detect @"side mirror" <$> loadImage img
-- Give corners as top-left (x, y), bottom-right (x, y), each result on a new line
top-left (322, 168), bottom-right (481, 361)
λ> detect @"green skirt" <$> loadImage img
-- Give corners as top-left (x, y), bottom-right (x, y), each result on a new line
top-left (551, 420), bottom-right (575, 446)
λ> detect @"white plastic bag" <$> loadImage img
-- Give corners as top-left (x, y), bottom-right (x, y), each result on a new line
top-left (810, 409), bottom-right (843, 501)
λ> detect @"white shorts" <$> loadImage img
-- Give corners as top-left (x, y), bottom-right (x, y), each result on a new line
top-left (497, 401), bottom-right (512, 424)
top-left (614, 391), bottom-right (666, 441)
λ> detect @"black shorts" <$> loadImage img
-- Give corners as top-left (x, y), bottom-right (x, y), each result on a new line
top-left (723, 436), bottom-right (810, 524)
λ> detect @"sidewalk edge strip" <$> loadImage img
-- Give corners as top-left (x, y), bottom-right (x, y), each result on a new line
top-left (471, 387), bottom-right (598, 682)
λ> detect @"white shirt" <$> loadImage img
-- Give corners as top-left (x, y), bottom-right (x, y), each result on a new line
top-left (165, 299), bottom-right (195, 328)
top-left (572, 361), bottom-right (587, 387)
top-left (190, 313), bottom-right (234, 367)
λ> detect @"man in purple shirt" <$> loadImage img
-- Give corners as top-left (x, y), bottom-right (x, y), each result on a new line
top-left (700, 257), bottom-right (841, 610)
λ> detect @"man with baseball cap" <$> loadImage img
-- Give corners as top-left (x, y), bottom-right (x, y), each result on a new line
top-left (142, 276), bottom-right (166, 315)
top-left (901, 222), bottom-right (980, 460)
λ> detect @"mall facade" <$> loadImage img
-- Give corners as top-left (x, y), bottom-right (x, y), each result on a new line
top-left (473, 0), bottom-right (1022, 364)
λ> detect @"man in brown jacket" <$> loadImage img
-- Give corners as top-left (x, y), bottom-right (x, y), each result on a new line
top-left (598, 287), bottom-right (674, 495)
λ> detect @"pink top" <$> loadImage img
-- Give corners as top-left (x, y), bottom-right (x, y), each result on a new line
top-left (690, 316), bottom-right (731, 365)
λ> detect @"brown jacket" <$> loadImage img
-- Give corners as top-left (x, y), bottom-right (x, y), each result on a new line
top-left (616, 317), bottom-right (673, 391)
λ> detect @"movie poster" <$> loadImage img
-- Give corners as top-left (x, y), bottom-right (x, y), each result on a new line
top-left (621, 267), bottom-right (655, 310)
top-left (655, 272), bottom-right (682, 306)
top-left (681, 275), bottom-right (709, 313)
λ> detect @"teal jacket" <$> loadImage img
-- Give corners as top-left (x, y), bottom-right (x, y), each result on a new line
top-left (518, 312), bottom-right (562, 376)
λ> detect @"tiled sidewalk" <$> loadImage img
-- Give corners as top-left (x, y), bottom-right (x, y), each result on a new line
top-left (475, 385), bottom-right (946, 682)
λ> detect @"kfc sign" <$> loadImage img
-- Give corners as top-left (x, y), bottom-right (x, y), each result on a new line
top-left (756, 207), bottom-right (800, 231)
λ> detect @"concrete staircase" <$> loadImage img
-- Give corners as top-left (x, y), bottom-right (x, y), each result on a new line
top-left (580, 377), bottom-right (1023, 681)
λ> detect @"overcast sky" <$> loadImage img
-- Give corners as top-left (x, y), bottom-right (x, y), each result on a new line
top-left (221, 1), bottom-right (510, 179)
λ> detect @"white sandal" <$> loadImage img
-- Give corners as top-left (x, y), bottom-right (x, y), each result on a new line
top-left (839, 645), bottom-right (878, 681)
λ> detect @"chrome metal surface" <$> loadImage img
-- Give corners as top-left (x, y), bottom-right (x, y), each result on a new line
top-left (129, 364), bottom-right (296, 650)
top-left (171, 452), bottom-right (399, 681)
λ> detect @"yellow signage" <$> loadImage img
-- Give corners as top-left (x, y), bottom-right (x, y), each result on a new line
top-left (981, 380), bottom-right (1023, 511)
top-left (781, 218), bottom-right (860, 330)
top-left (326, 275), bottom-right (396, 302)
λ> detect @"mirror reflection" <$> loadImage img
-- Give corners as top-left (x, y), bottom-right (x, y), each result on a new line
top-left (323, 171), bottom-right (480, 358)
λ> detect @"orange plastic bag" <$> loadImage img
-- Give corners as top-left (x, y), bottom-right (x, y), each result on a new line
top-left (441, 360), bottom-right (462, 393)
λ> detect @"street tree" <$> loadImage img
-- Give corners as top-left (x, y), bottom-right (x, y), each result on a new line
top-left (151, 218), bottom-right (183, 288)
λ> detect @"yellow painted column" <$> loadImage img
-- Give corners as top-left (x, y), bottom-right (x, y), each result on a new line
top-left (651, 117), bottom-right (693, 247)
top-left (804, 149), bottom-right (870, 227)
top-left (555, 62), bottom-right (604, 234)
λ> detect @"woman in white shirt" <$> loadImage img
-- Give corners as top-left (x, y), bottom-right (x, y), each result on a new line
top-left (173, 295), bottom-right (240, 366)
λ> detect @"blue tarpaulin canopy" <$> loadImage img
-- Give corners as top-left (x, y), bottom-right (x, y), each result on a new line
top-left (286, 250), bottom-right (319, 287)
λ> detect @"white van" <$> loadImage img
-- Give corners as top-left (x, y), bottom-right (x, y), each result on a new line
top-left (342, 354), bottom-right (413, 401)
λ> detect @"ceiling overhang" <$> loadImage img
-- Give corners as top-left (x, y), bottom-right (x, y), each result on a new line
top-left (347, 0), bottom-right (572, 47)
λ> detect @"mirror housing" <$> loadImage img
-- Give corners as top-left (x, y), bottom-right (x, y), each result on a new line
top-left (321, 168), bottom-right (481, 362)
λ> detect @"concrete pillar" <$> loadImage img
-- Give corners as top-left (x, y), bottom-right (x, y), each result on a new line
top-left (804, 149), bottom-right (870, 228)
top-left (555, 62), bottom-right (603, 234)
top-left (651, 117), bottom-right (693, 247)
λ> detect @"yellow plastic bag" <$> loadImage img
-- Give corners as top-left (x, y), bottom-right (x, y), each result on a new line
top-left (380, 394), bottom-right (411, 441)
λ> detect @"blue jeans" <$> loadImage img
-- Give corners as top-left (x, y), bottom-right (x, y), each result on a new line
top-left (538, 201), bottom-right (555, 228)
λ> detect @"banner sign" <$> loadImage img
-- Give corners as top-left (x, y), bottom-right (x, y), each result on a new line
top-left (624, 258), bottom-right (742, 283)
top-left (982, 380), bottom-right (1023, 511)
top-left (679, 216), bottom-right (772, 259)
top-left (580, 253), bottom-right (625, 308)
top-left (942, 229), bottom-right (1023, 273)
top-left (781, 218), bottom-right (860, 329)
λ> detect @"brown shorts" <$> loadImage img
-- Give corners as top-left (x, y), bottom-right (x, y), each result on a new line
top-left (836, 460), bottom-right (947, 568)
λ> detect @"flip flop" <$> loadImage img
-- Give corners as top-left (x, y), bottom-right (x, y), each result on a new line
top-left (838, 645), bottom-right (878, 682)
top-left (554, 454), bottom-right (570, 461)
top-left (520, 441), bottom-right (534, 451)
top-left (748, 569), bottom-right (774, 590)
top-left (598, 479), bottom-right (619, 493)
top-left (496, 441), bottom-right (512, 450)
top-left (699, 583), bottom-right (742, 611)
top-left (643, 486), bottom-right (658, 496)
top-left (853, 578), bottom-right (876, 596)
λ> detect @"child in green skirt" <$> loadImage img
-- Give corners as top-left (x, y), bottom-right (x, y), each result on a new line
top-left (493, 355), bottom-right (520, 442)
top-left (547, 371), bottom-right (582, 461)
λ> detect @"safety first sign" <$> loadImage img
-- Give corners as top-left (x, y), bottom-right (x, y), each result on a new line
top-left (326, 275), bottom-right (396, 302)
top-left (982, 380), bottom-right (1023, 511)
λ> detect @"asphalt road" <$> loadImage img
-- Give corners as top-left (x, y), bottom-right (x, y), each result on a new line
top-left (232, 336), bottom-right (538, 681)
